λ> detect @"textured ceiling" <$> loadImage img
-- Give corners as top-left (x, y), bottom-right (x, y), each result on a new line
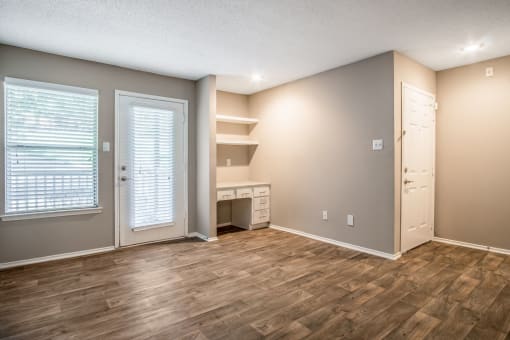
top-left (1, 0), bottom-right (510, 94)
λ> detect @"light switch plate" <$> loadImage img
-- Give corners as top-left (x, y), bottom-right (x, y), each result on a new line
top-left (226, 158), bottom-right (232, 167)
top-left (486, 67), bottom-right (494, 77)
top-left (372, 139), bottom-right (383, 151)
top-left (347, 214), bottom-right (354, 227)
top-left (102, 142), bottom-right (110, 152)
top-left (322, 210), bottom-right (328, 221)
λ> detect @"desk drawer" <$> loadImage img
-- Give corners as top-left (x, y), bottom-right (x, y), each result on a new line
top-left (217, 189), bottom-right (235, 201)
top-left (253, 186), bottom-right (270, 197)
top-left (253, 196), bottom-right (270, 210)
top-left (236, 188), bottom-right (253, 199)
top-left (253, 209), bottom-right (270, 224)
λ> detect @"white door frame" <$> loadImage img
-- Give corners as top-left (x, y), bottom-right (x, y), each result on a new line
top-left (400, 82), bottom-right (436, 252)
top-left (114, 90), bottom-right (188, 248)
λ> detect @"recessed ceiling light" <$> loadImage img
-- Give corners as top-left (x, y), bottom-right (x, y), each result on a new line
top-left (462, 44), bottom-right (482, 52)
top-left (251, 74), bottom-right (263, 82)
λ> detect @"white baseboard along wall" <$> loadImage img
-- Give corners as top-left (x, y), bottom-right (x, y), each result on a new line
top-left (270, 224), bottom-right (401, 260)
top-left (0, 246), bottom-right (115, 270)
top-left (433, 237), bottom-right (510, 255)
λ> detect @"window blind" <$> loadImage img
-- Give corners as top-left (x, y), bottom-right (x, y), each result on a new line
top-left (129, 106), bottom-right (175, 229)
top-left (4, 78), bottom-right (98, 214)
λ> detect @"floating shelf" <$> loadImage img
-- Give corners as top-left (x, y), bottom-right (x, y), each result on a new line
top-left (216, 114), bottom-right (258, 125)
top-left (216, 135), bottom-right (259, 145)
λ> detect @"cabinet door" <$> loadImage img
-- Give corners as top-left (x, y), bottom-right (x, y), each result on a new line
top-left (253, 209), bottom-right (270, 224)
top-left (254, 196), bottom-right (270, 210)
top-left (254, 186), bottom-right (270, 197)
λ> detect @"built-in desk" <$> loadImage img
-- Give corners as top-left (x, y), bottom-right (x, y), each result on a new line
top-left (216, 181), bottom-right (271, 230)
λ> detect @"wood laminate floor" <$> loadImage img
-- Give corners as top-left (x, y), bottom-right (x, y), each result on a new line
top-left (1, 228), bottom-right (510, 339)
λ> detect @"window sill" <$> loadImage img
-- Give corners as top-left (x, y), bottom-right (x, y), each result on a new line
top-left (1, 207), bottom-right (103, 221)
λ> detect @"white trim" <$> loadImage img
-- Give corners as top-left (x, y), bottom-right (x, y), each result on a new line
top-left (401, 82), bottom-right (435, 98)
top-left (217, 222), bottom-right (232, 228)
top-left (4, 77), bottom-right (98, 96)
top-left (132, 222), bottom-right (175, 232)
top-left (270, 225), bottom-right (401, 260)
top-left (0, 246), bottom-right (115, 270)
top-left (187, 232), bottom-right (218, 242)
top-left (433, 237), bottom-right (510, 255)
top-left (114, 90), bottom-right (189, 248)
top-left (1, 207), bottom-right (103, 221)
top-left (120, 236), bottom-right (185, 248)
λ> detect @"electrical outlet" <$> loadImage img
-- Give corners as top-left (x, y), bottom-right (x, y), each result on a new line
top-left (322, 210), bottom-right (328, 221)
top-left (485, 67), bottom-right (494, 77)
top-left (347, 214), bottom-right (354, 227)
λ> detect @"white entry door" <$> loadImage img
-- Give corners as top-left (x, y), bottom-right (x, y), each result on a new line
top-left (401, 83), bottom-right (435, 253)
top-left (116, 91), bottom-right (187, 246)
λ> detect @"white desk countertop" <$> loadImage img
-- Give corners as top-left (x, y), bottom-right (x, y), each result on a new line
top-left (216, 181), bottom-right (270, 190)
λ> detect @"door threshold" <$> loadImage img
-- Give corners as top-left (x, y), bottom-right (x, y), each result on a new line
top-left (118, 235), bottom-right (186, 248)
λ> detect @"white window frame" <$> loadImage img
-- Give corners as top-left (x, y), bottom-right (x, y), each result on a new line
top-left (1, 77), bottom-right (102, 221)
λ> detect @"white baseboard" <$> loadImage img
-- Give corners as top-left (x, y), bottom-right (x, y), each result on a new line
top-left (187, 232), bottom-right (218, 242)
top-left (0, 246), bottom-right (115, 270)
top-left (217, 222), bottom-right (232, 228)
top-left (433, 237), bottom-right (510, 255)
top-left (270, 225), bottom-right (401, 260)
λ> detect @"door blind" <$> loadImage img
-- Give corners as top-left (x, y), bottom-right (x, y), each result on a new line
top-left (128, 105), bottom-right (175, 229)
top-left (4, 78), bottom-right (98, 214)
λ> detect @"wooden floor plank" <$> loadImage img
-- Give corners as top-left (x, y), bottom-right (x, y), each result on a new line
top-left (0, 228), bottom-right (509, 339)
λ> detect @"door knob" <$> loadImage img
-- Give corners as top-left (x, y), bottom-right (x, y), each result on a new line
top-left (404, 179), bottom-right (414, 184)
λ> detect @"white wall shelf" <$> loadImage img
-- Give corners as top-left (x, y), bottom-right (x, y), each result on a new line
top-left (216, 114), bottom-right (258, 125)
top-left (216, 138), bottom-right (259, 146)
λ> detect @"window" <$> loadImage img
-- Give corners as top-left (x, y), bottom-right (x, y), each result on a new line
top-left (129, 105), bottom-right (175, 229)
top-left (4, 78), bottom-right (99, 216)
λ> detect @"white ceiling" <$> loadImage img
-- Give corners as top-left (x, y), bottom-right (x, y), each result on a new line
top-left (1, 0), bottom-right (510, 94)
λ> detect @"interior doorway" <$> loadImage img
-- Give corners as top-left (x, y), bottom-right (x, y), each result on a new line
top-left (401, 83), bottom-right (436, 253)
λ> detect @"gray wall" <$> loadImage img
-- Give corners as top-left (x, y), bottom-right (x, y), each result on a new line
top-left (248, 52), bottom-right (396, 254)
top-left (195, 75), bottom-right (217, 238)
top-left (0, 45), bottom-right (197, 262)
top-left (436, 55), bottom-right (510, 250)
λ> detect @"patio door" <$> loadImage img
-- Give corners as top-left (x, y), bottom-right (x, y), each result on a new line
top-left (116, 91), bottom-right (187, 246)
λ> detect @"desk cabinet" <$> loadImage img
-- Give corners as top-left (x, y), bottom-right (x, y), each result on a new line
top-left (217, 182), bottom-right (271, 230)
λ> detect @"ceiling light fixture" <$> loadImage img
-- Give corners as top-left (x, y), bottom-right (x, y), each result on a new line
top-left (462, 43), bottom-right (482, 52)
top-left (251, 74), bottom-right (263, 82)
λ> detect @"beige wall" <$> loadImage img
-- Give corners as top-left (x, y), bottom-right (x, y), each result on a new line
top-left (216, 91), bottom-right (251, 183)
top-left (436, 55), bottom-right (510, 249)
top-left (248, 52), bottom-right (396, 254)
top-left (216, 91), bottom-right (252, 226)
top-left (195, 76), bottom-right (217, 238)
top-left (0, 45), bottom-right (197, 262)
top-left (393, 52), bottom-right (436, 252)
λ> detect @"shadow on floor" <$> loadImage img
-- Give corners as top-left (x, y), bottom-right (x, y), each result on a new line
top-left (217, 225), bottom-right (247, 236)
